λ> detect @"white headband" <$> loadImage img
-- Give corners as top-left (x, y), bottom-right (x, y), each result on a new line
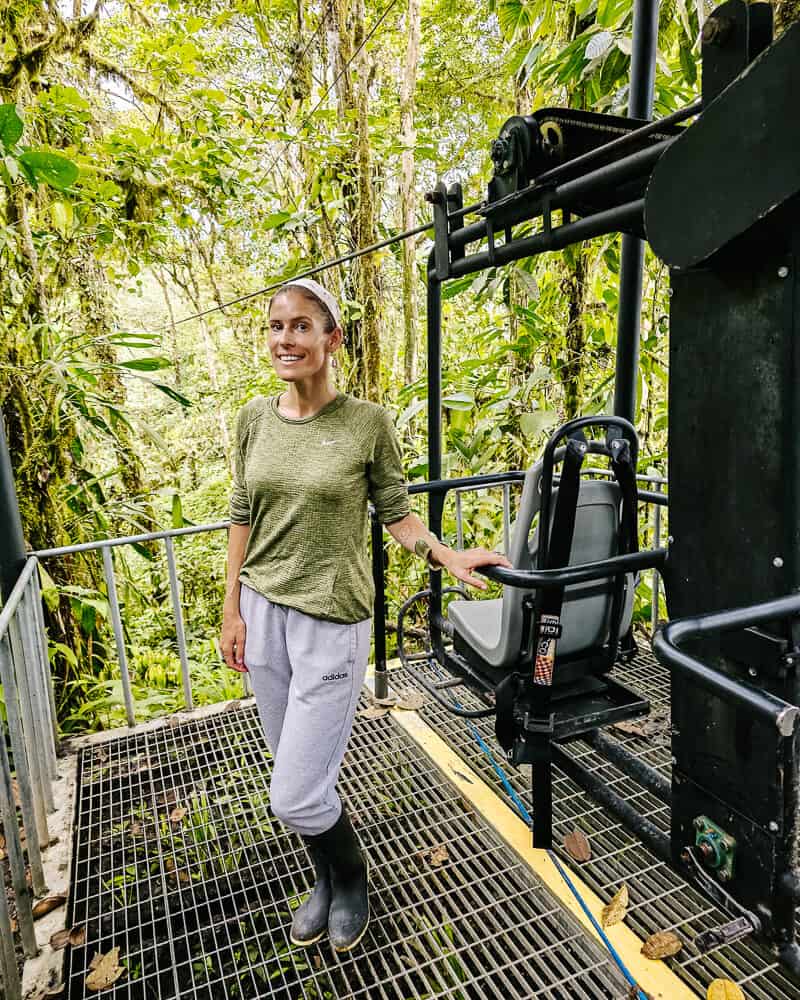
top-left (282, 277), bottom-right (342, 329)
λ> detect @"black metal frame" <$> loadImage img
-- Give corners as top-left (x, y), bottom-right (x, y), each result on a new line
top-left (371, 0), bottom-right (800, 974)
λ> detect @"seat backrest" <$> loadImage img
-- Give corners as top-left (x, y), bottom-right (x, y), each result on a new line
top-left (492, 462), bottom-right (630, 667)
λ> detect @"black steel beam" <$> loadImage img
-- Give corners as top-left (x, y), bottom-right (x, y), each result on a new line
top-left (614, 0), bottom-right (661, 425)
top-left (0, 418), bottom-right (26, 600)
top-left (553, 744), bottom-right (672, 863)
top-left (448, 200), bottom-right (645, 279)
top-left (585, 729), bottom-right (672, 804)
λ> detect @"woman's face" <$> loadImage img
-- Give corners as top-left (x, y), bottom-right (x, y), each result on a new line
top-left (268, 289), bottom-right (340, 383)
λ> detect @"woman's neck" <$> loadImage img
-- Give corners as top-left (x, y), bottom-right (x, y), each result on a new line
top-left (278, 376), bottom-right (338, 419)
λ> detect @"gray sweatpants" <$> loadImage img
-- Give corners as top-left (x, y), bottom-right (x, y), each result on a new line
top-left (240, 584), bottom-right (371, 836)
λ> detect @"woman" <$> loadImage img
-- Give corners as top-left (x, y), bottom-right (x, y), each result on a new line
top-left (220, 277), bottom-right (510, 954)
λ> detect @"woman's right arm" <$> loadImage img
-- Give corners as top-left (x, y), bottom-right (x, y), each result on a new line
top-left (221, 523), bottom-right (250, 671)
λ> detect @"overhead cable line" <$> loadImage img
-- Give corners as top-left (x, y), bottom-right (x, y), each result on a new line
top-left (163, 218), bottom-right (433, 330)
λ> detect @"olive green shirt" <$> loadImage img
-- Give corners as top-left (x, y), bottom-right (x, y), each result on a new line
top-left (230, 393), bottom-right (410, 623)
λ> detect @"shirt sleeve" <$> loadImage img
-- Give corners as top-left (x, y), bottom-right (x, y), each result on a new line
top-left (368, 408), bottom-right (411, 525)
top-left (229, 407), bottom-right (252, 525)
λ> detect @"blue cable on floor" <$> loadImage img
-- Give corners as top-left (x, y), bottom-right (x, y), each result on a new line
top-left (455, 701), bottom-right (649, 1000)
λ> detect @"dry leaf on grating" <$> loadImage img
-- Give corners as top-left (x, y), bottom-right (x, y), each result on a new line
top-left (707, 980), bottom-right (745, 1000)
top-left (50, 929), bottom-right (71, 951)
top-left (600, 884), bottom-right (629, 928)
top-left (563, 828), bottom-right (591, 863)
top-left (641, 930), bottom-right (682, 960)
top-left (85, 947), bottom-right (124, 991)
top-left (33, 894), bottom-right (67, 920)
top-left (128, 820), bottom-right (143, 838)
top-left (70, 925), bottom-right (87, 947)
top-left (372, 695), bottom-right (397, 707)
top-left (395, 692), bottom-right (425, 711)
top-left (169, 806), bottom-right (187, 825)
top-left (357, 706), bottom-right (389, 720)
top-left (426, 845), bottom-right (449, 867)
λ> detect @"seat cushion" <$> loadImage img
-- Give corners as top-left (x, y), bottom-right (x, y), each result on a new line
top-left (447, 598), bottom-right (503, 663)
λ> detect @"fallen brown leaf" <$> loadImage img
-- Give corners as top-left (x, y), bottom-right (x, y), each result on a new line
top-left (357, 706), bottom-right (389, 720)
top-left (641, 930), bottom-right (682, 960)
top-left (85, 947), bottom-right (124, 991)
top-left (169, 806), bottom-right (187, 825)
top-left (426, 845), bottom-right (449, 867)
top-left (33, 894), bottom-right (67, 920)
top-left (600, 883), bottom-right (629, 928)
top-left (395, 692), bottom-right (425, 711)
top-left (69, 925), bottom-right (86, 947)
top-left (707, 980), bottom-right (745, 1000)
top-left (50, 929), bottom-right (71, 951)
top-left (128, 821), bottom-right (143, 838)
top-left (563, 828), bottom-right (591, 863)
top-left (10, 917), bottom-right (18, 933)
top-left (372, 695), bottom-right (397, 707)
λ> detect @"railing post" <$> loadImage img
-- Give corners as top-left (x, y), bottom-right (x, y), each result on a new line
top-left (502, 482), bottom-right (512, 554)
top-left (0, 727), bottom-right (37, 959)
top-left (19, 584), bottom-right (57, 787)
top-left (651, 480), bottom-right (662, 632)
top-left (164, 536), bottom-right (193, 711)
top-left (454, 490), bottom-right (467, 595)
top-left (8, 618), bottom-right (52, 837)
top-left (30, 564), bottom-right (59, 758)
top-left (0, 634), bottom-right (47, 895)
top-left (0, 881), bottom-right (22, 1000)
top-left (102, 545), bottom-right (136, 727)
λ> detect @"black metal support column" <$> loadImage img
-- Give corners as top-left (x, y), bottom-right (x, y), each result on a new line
top-left (426, 268), bottom-right (444, 647)
top-left (371, 510), bottom-right (389, 699)
top-left (613, 0), bottom-right (660, 423)
top-left (0, 417), bottom-right (26, 601)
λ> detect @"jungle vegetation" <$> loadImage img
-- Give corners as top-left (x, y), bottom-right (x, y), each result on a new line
top-left (1, 0), bottom-right (785, 732)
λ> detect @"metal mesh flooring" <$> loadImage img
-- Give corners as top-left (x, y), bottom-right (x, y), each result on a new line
top-left (66, 702), bottom-right (634, 999)
top-left (392, 645), bottom-right (799, 1000)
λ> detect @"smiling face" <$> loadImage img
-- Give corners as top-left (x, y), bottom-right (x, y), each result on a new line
top-left (268, 288), bottom-right (342, 383)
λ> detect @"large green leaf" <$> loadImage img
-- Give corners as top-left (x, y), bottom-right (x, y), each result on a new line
top-left (0, 103), bottom-right (23, 151)
top-left (18, 151), bottom-right (79, 190)
top-left (152, 382), bottom-right (192, 407)
top-left (118, 357), bottom-right (172, 371)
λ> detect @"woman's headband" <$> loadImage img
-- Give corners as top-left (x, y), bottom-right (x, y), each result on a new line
top-left (282, 277), bottom-right (342, 329)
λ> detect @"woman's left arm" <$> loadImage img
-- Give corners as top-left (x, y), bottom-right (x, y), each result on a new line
top-left (384, 512), bottom-right (512, 591)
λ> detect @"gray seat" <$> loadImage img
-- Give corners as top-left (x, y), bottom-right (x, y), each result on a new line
top-left (448, 462), bottom-right (634, 671)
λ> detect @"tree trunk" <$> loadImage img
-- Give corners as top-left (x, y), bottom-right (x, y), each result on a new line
top-left (399, 0), bottom-right (421, 385)
top-left (331, 0), bottom-right (382, 401)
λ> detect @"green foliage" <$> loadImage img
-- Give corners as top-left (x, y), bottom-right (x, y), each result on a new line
top-left (2, 0), bottom-right (691, 731)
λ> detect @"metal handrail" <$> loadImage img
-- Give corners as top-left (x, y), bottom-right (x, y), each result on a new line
top-left (0, 555), bottom-right (59, 1000)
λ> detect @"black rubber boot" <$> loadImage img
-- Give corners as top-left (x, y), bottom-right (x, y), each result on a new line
top-left (290, 838), bottom-right (331, 947)
top-left (312, 807), bottom-right (369, 952)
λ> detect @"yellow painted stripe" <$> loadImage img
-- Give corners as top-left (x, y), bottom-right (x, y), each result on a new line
top-left (391, 705), bottom-right (698, 1000)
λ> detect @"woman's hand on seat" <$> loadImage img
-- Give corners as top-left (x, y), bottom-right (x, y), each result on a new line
top-left (221, 611), bottom-right (248, 672)
top-left (439, 548), bottom-right (512, 591)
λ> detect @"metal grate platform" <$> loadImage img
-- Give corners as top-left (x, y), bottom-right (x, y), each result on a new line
top-left (66, 702), bottom-right (634, 999)
top-left (392, 645), bottom-right (799, 1000)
